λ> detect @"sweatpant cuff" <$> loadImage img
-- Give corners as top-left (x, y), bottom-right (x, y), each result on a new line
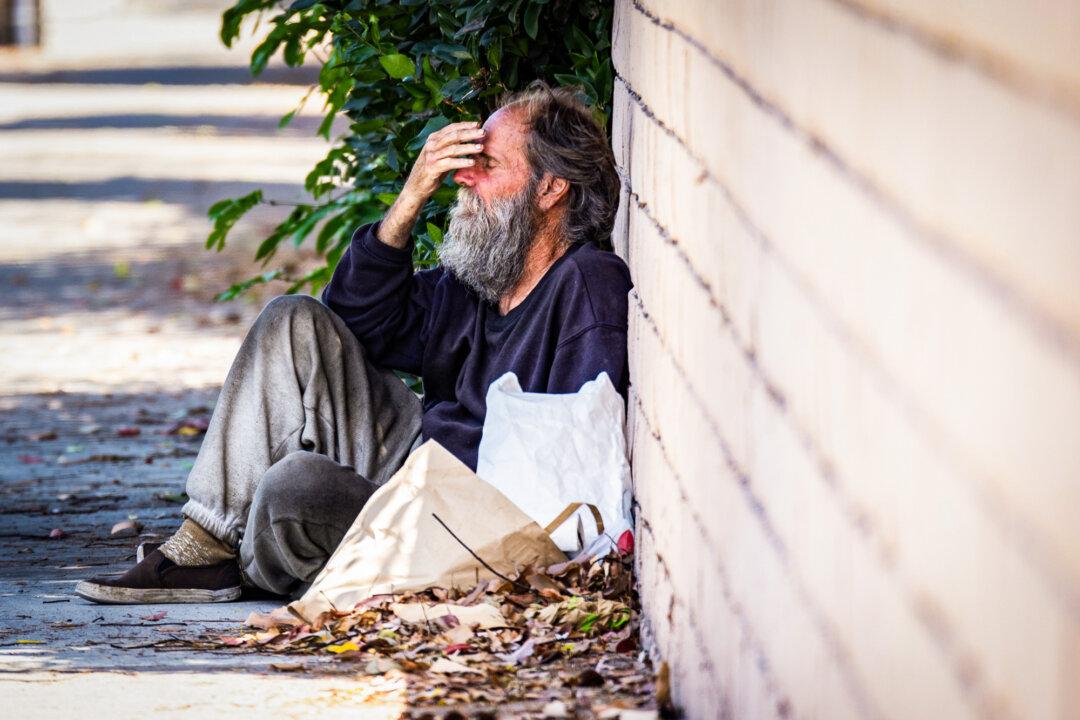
top-left (180, 499), bottom-right (242, 549)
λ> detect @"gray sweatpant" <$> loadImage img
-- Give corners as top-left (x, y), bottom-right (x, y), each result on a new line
top-left (180, 294), bottom-right (423, 595)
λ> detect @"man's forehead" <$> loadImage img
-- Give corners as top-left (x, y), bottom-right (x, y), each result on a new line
top-left (480, 107), bottom-right (529, 162)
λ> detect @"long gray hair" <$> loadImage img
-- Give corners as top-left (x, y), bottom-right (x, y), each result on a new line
top-left (499, 82), bottom-right (620, 249)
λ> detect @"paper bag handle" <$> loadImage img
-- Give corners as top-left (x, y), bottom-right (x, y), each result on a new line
top-left (543, 502), bottom-right (604, 536)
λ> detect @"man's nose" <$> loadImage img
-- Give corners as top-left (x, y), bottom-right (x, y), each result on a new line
top-left (453, 166), bottom-right (476, 187)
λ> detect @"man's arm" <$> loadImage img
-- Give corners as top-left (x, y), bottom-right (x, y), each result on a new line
top-left (377, 121), bottom-right (486, 249)
top-left (322, 121), bottom-right (487, 372)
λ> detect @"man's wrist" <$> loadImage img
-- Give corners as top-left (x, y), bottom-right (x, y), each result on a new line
top-left (376, 185), bottom-right (427, 249)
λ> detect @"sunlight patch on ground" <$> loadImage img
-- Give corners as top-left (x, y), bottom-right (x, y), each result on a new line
top-left (0, 671), bottom-right (404, 720)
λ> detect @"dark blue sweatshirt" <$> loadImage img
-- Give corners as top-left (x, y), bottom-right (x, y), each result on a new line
top-left (321, 221), bottom-right (633, 470)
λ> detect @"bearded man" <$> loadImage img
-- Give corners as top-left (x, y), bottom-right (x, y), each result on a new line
top-left (76, 83), bottom-right (632, 604)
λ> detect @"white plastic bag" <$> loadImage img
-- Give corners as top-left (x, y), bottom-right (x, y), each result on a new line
top-left (476, 371), bottom-right (633, 554)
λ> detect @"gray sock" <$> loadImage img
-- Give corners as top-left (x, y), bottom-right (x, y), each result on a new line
top-left (159, 518), bottom-right (236, 566)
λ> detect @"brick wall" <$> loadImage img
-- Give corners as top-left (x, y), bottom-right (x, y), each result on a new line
top-left (610, 1), bottom-right (1080, 718)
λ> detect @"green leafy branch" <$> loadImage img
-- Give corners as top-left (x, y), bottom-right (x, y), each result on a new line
top-left (208, 0), bottom-right (614, 300)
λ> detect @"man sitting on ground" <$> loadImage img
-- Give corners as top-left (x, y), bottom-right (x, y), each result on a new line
top-left (76, 83), bottom-right (632, 604)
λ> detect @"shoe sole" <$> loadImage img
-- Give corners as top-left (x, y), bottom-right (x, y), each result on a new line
top-left (73, 580), bottom-right (241, 604)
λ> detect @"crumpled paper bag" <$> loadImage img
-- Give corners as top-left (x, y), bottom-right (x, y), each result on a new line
top-left (288, 440), bottom-right (567, 621)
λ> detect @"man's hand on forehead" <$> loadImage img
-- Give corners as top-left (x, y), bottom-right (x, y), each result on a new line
top-left (406, 121), bottom-right (488, 198)
top-left (376, 121), bottom-right (486, 250)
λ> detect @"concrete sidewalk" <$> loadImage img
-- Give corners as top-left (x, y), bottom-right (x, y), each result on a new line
top-left (0, 2), bottom-right (402, 717)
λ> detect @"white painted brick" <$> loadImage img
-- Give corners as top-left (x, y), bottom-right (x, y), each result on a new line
top-left (625, 205), bottom-right (755, 473)
top-left (644, 0), bottom-right (1080, 109)
top-left (850, 0), bottom-right (1080, 108)
top-left (616, 82), bottom-right (764, 350)
top-left (636, 0), bottom-right (1080, 346)
top-left (624, 95), bottom-right (1080, 716)
top-left (756, 245), bottom-right (1079, 720)
top-left (614, 1), bottom-right (1080, 717)
top-left (630, 303), bottom-right (865, 720)
top-left (615, 0), bottom-right (1080, 604)
top-left (632, 281), bottom-right (979, 718)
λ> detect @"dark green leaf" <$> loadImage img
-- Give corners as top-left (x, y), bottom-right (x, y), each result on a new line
top-left (283, 34), bottom-right (304, 67)
top-left (216, 269), bottom-right (283, 302)
top-left (343, 95), bottom-right (372, 114)
top-left (407, 115), bottom-right (451, 150)
top-left (439, 77), bottom-right (472, 102)
top-left (205, 190), bottom-right (263, 251)
top-left (425, 222), bottom-right (443, 245)
top-left (220, 0), bottom-right (270, 47)
top-left (285, 266), bottom-right (333, 294)
top-left (524, 2), bottom-right (540, 40)
top-left (553, 73), bottom-right (584, 91)
top-left (315, 212), bottom-right (349, 255)
top-left (454, 16), bottom-right (487, 38)
top-left (250, 25), bottom-right (286, 76)
top-left (431, 42), bottom-right (472, 63)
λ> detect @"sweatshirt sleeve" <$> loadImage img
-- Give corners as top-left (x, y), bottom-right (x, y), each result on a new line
top-left (545, 249), bottom-right (632, 399)
top-left (547, 323), bottom-right (630, 399)
top-left (321, 221), bottom-right (442, 375)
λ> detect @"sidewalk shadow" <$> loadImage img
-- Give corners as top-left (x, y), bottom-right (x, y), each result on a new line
top-left (0, 113), bottom-right (324, 137)
top-left (0, 65), bottom-right (318, 86)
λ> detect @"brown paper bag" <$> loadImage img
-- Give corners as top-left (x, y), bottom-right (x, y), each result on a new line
top-left (288, 440), bottom-right (568, 621)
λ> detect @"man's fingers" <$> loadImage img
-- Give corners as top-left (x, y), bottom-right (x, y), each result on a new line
top-left (430, 120), bottom-right (481, 139)
top-left (433, 156), bottom-right (476, 172)
top-left (432, 142), bottom-right (484, 161)
top-left (429, 124), bottom-right (485, 151)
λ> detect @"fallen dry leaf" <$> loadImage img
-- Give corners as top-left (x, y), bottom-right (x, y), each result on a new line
top-left (361, 658), bottom-right (400, 675)
top-left (177, 551), bottom-right (657, 715)
top-left (391, 602), bottom-right (507, 630)
top-left (526, 572), bottom-right (563, 593)
top-left (598, 709), bottom-right (659, 720)
top-left (543, 700), bottom-right (569, 718)
top-left (324, 640), bottom-right (360, 654)
top-left (245, 607), bottom-right (301, 630)
top-left (269, 662), bottom-right (304, 672)
top-left (166, 418), bottom-right (209, 436)
top-left (436, 622), bottom-right (475, 646)
top-left (428, 657), bottom-right (481, 674)
top-left (498, 636), bottom-right (539, 665)
top-left (443, 642), bottom-right (472, 654)
top-left (110, 519), bottom-right (143, 537)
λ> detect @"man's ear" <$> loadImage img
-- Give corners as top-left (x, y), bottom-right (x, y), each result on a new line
top-left (536, 173), bottom-right (570, 211)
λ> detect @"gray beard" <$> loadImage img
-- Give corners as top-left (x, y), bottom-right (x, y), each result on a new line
top-left (439, 182), bottom-right (538, 305)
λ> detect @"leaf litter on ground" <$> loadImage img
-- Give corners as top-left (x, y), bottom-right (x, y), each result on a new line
top-left (153, 551), bottom-right (659, 718)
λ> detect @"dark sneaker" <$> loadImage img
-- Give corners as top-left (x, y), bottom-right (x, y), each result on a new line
top-left (135, 541), bottom-right (162, 563)
top-left (74, 549), bottom-right (242, 604)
